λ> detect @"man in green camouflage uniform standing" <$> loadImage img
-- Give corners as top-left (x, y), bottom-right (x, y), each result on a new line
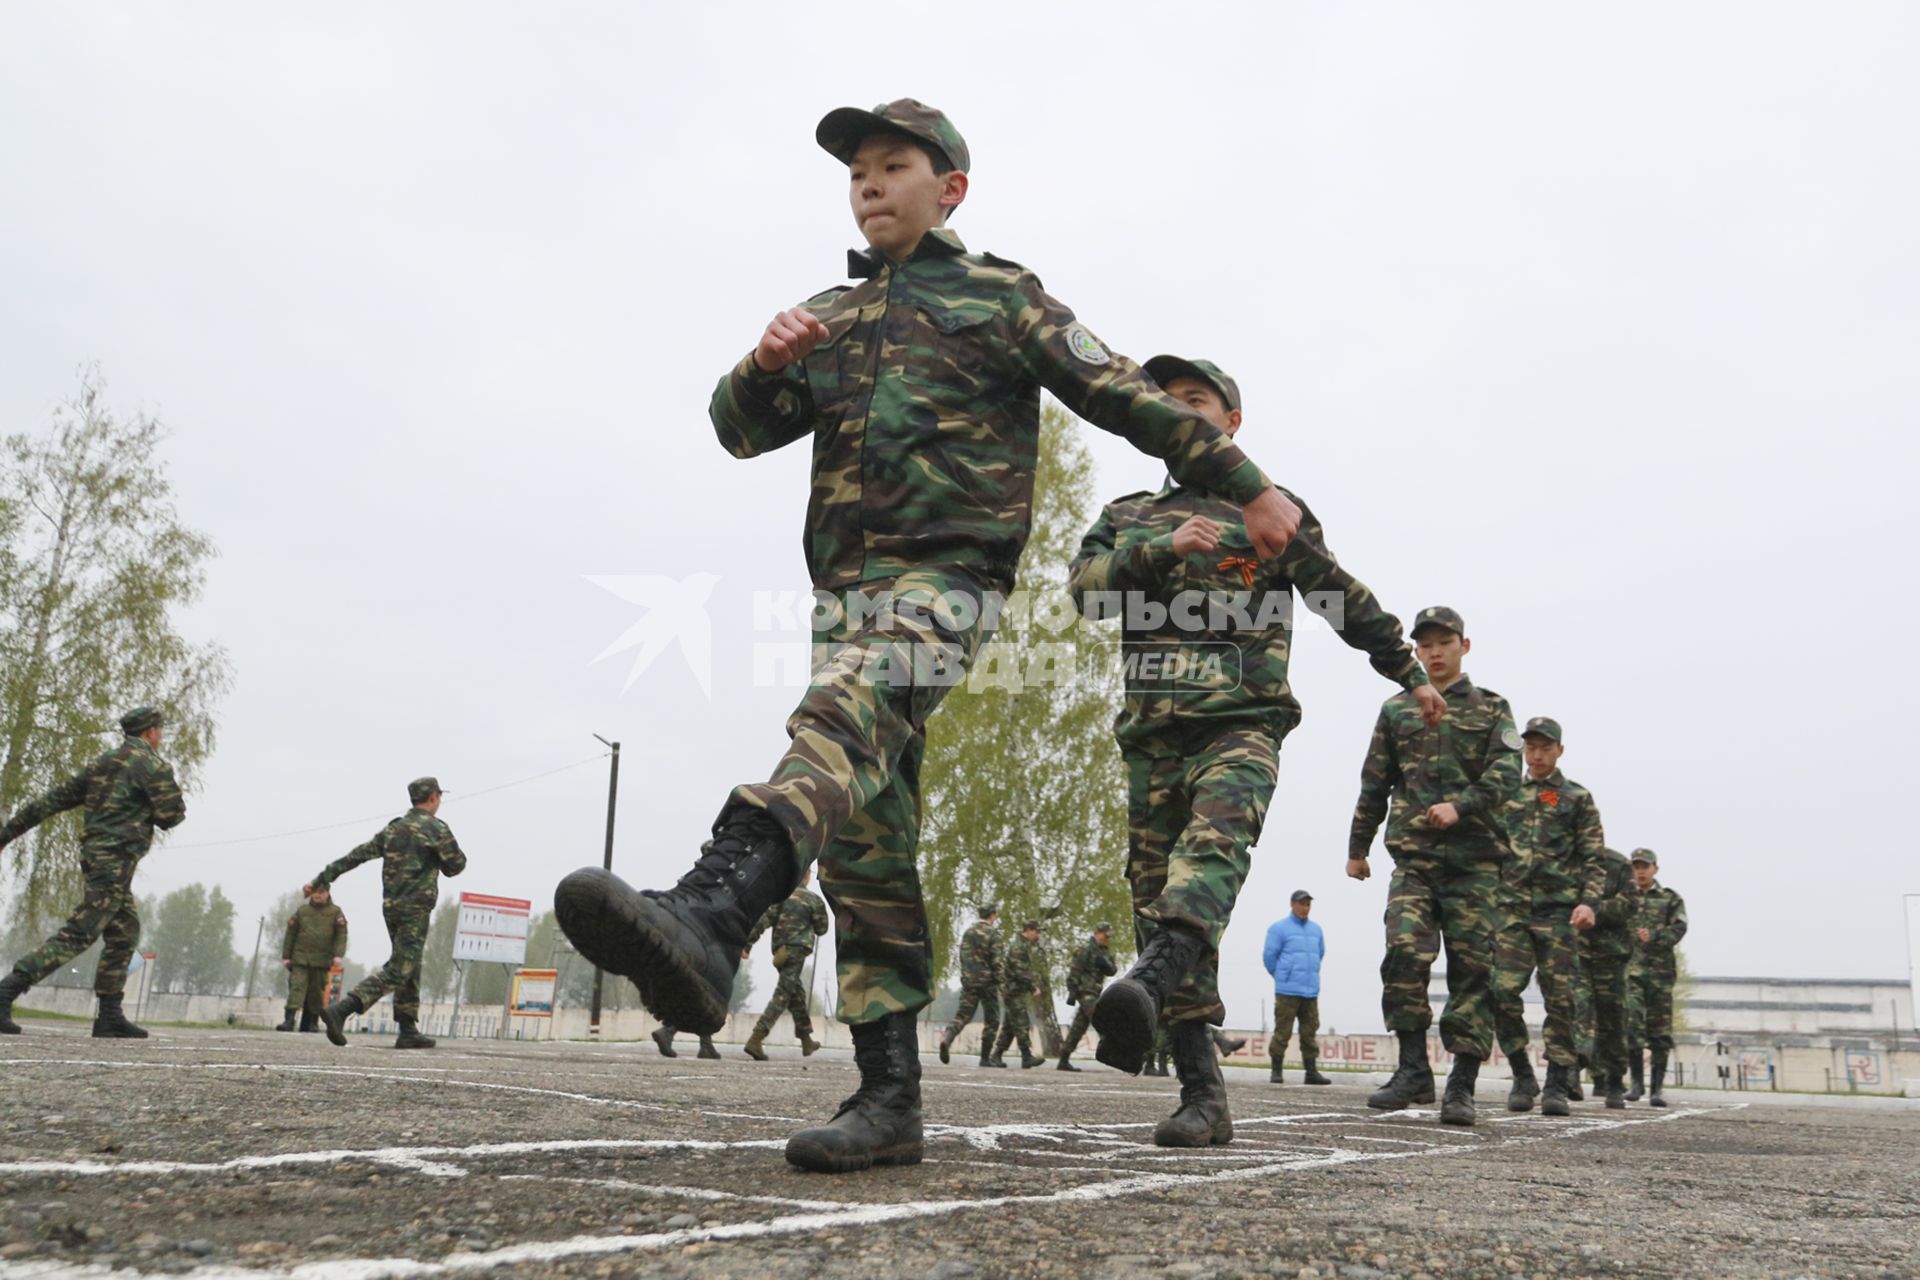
top-left (279, 883), bottom-right (348, 1033)
top-left (1350, 607), bottom-right (1522, 1127)
top-left (314, 777), bottom-right (467, 1051)
top-left (940, 905), bottom-right (1001, 1067)
top-left (1583, 846), bottom-right (1637, 1108)
top-left (556, 99), bottom-right (1302, 1174)
top-left (0, 707), bottom-right (186, 1039)
top-left (743, 870), bottom-right (831, 1060)
top-left (1491, 716), bottom-right (1607, 1116)
top-left (991, 921), bottom-right (1046, 1069)
top-left (1626, 848), bottom-right (1687, 1106)
top-left (1057, 922), bottom-right (1116, 1071)
top-left (1071, 355), bottom-right (1439, 1146)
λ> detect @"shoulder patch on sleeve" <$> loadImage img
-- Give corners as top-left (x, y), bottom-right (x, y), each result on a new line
top-left (1065, 324), bottom-right (1110, 365)
top-left (1500, 728), bottom-right (1524, 751)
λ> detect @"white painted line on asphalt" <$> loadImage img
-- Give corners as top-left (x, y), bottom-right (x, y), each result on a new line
top-left (495, 1173), bottom-right (845, 1212)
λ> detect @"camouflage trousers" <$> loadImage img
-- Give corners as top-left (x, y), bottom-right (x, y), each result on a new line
top-left (1587, 951), bottom-right (1630, 1080)
top-left (287, 964), bottom-right (333, 1017)
top-left (1268, 994), bottom-right (1320, 1065)
top-left (1380, 859), bottom-right (1499, 1059)
top-left (752, 955), bottom-right (814, 1040)
top-left (1628, 965), bottom-right (1676, 1052)
top-left (944, 976), bottom-right (999, 1051)
top-left (993, 984), bottom-right (1034, 1059)
top-left (727, 568), bottom-right (991, 1025)
top-left (8, 846), bottom-right (144, 996)
top-left (1124, 727), bottom-right (1280, 1025)
top-left (1492, 910), bottom-right (1591, 1067)
top-left (1060, 993), bottom-right (1099, 1056)
top-left (350, 902), bottom-right (430, 1023)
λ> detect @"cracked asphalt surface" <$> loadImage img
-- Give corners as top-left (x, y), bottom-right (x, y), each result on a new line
top-left (0, 1023), bottom-right (1914, 1279)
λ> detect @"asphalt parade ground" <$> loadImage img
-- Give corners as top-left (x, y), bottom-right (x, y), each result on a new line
top-left (1, 1024), bottom-right (1915, 1280)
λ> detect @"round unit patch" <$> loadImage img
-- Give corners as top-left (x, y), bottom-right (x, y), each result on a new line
top-left (1501, 728), bottom-right (1525, 751)
top-left (1065, 324), bottom-right (1110, 366)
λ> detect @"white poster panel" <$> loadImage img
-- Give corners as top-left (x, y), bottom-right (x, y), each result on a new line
top-left (452, 892), bottom-right (531, 965)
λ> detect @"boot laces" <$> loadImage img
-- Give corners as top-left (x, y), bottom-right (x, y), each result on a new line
top-left (672, 812), bottom-right (785, 897)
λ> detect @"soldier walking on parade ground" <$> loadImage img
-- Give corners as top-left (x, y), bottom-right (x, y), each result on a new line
top-left (1350, 607), bottom-right (1523, 1126)
top-left (1583, 846), bottom-right (1637, 1107)
top-left (743, 870), bottom-right (830, 1060)
top-left (1069, 355), bottom-right (1435, 1146)
top-left (990, 921), bottom-right (1047, 1069)
top-left (553, 96), bottom-right (1304, 1174)
top-left (1057, 922), bottom-right (1116, 1071)
top-left (1626, 848), bottom-right (1688, 1107)
top-left (315, 777), bottom-right (466, 1050)
top-left (279, 883), bottom-right (347, 1032)
top-left (1490, 717), bottom-right (1607, 1116)
top-left (941, 904), bottom-right (1001, 1066)
top-left (651, 1024), bottom-right (721, 1059)
top-left (1264, 890), bottom-right (1331, 1085)
top-left (0, 707), bottom-right (185, 1039)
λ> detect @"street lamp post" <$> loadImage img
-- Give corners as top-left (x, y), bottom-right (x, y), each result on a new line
top-left (588, 735), bottom-right (620, 1038)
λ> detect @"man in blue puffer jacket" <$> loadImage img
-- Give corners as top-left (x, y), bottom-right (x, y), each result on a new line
top-left (1263, 890), bottom-right (1330, 1085)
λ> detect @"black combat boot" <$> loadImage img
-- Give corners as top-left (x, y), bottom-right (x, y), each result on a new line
top-left (276, 1008), bottom-right (297, 1032)
top-left (1506, 1054), bottom-right (1539, 1113)
top-left (1440, 1055), bottom-right (1481, 1126)
top-left (1212, 1031), bottom-right (1247, 1056)
top-left (1603, 1070), bottom-right (1627, 1110)
top-left (1540, 1063), bottom-right (1572, 1117)
top-left (1269, 1061), bottom-right (1285, 1084)
top-left (1626, 1051), bottom-right (1645, 1101)
top-left (937, 1029), bottom-right (953, 1065)
top-left (320, 992), bottom-right (364, 1046)
top-left (1091, 924), bottom-right (1206, 1075)
top-left (394, 1021), bottom-right (436, 1049)
top-left (1153, 1021), bottom-right (1234, 1148)
top-left (978, 1046), bottom-right (1000, 1067)
top-left (1057, 1052), bottom-right (1081, 1072)
top-left (651, 1026), bottom-right (678, 1057)
top-left (1648, 1050), bottom-right (1668, 1107)
top-left (1368, 1030), bottom-right (1436, 1110)
top-left (92, 993), bottom-right (149, 1039)
top-left (785, 1010), bottom-right (922, 1173)
top-left (1302, 1056), bottom-right (1331, 1085)
top-left (555, 808), bottom-right (797, 1035)
top-left (1566, 1067), bottom-right (1585, 1102)
top-left (0, 970), bottom-right (31, 1035)
top-left (697, 1036), bottom-right (721, 1060)
top-left (298, 1012), bottom-right (319, 1033)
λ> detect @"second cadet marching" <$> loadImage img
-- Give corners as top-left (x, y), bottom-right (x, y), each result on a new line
top-left (279, 883), bottom-right (347, 1033)
top-left (1626, 848), bottom-right (1688, 1106)
top-left (314, 777), bottom-right (467, 1050)
top-left (940, 905), bottom-right (1002, 1066)
top-left (1056, 922), bottom-right (1117, 1071)
top-left (990, 920), bottom-right (1047, 1069)
top-left (742, 870), bottom-right (830, 1060)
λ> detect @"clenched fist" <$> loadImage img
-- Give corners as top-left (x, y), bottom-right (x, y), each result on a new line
top-left (753, 307), bottom-right (832, 373)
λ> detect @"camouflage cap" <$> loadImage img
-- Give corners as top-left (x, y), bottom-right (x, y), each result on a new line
top-left (407, 776), bottom-right (443, 804)
top-left (978, 902), bottom-right (998, 918)
top-left (119, 706), bottom-right (165, 735)
top-left (1290, 889), bottom-right (1313, 903)
top-left (1021, 920), bottom-right (1041, 932)
top-left (817, 99), bottom-right (970, 173)
top-left (1142, 355), bottom-right (1242, 414)
top-left (1411, 605), bottom-right (1466, 639)
top-left (1522, 716), bottom-right (1563, 743)
top-left (1630, 847), bottom-right (1659, 867)
top-left (1094, 922), bottom-right (1113, 934)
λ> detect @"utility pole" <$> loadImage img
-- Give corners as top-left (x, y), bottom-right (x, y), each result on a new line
top-left (588, 735), bottom-right (621, 1039)
top-left (245, 914), bottom-right (266, 1000)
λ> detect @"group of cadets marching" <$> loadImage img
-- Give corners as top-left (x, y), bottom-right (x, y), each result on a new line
top-left (0, 96), bottom-right (1689, 1177)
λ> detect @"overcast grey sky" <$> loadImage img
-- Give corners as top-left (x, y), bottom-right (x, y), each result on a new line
top-left (2, 3), bottom-right (1915, 1034)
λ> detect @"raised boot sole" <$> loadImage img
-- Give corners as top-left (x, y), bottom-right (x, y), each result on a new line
top-left (555, 867), bottom-right (729, 1034)
top-left (1090, 979), bottom-right (1156, 1074)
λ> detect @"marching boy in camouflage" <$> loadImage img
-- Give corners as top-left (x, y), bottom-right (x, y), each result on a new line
top-left (556, 98), bottom-right (1303, 1174)
top-left (940, 904), bottom-right (1002, 1067)
top-left (314, 777), bottom-right (467, 1050)
top-left (0, 707), bottom-right (185, 1039)
top-left (1070, 357), bottom-right (1440, 1146)
top-left (1626, 848), bottom-right (1687, 1107)
top-left (279, 883), bottom-right (348, 1032)
top-left (743, 870), bottom-right (830, 1060)
top-left (1349, 607), bottom-right (1522, 1126)
top-left (991, 920), bottom-right (1047, 1069)
top-left (1490, 716), bottom-right (1607, 1116)
top-left (1057, 922), bottom-right (1116, 1071)
top-left (1582, 846), bottom-right (1637, 1108)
